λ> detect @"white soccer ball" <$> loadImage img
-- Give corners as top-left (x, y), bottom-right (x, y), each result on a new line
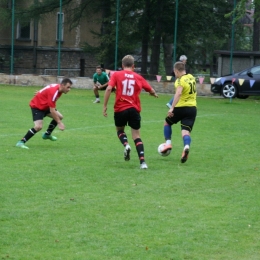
top-left (158, 143), bottom-right (171, 157)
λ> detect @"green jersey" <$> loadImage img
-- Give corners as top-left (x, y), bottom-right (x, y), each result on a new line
top-left (93, 72), bottom-right (109, 85)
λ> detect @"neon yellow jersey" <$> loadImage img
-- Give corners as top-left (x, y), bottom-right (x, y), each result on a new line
top-left (175, 74), bottom-right (197, 107)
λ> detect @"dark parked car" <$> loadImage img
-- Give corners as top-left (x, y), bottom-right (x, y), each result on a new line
top-left (211, 65), bottom-right (260, 99)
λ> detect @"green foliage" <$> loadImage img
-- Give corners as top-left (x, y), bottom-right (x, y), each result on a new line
top-left (177, 0), bottom-right (234, 68)
top-left (0, 0), bottom-right (252, 72)
top-left (83, 0), bottom-right (143, 69)
top-left (1, 85), bottom-right (260, 259)
top-left (158, 48), bottom-right (167, 78)
top-left (0, 0), bottom-right (12, 27)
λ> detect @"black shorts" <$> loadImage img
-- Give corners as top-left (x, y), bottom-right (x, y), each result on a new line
top-left (31, 108), bottom-right (51, 121)
top-left (165, 106), bottom-right (197, 132)
top-left (114, 107), bottom-right (141, 130)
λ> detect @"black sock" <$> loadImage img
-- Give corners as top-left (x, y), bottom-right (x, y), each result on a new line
top-left (45, 120), bottom-right (57, 135)
top-left (117, 130), bottom-right (128, 146)
top-left (22, 128), bottom-right (37, 143)
top-left (134, 138), bottom-right (145, 164)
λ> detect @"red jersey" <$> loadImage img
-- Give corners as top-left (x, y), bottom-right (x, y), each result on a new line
top-left (29, 84), bottom-right (62, 110)
top-left (109, 70), bottom-right (153, 112)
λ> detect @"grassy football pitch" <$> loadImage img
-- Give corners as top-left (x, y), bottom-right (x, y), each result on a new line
top-left (1, 85), bottom-right (260, 259)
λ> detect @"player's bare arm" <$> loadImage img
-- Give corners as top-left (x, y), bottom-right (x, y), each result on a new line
top-left (168, 86), bottom-right (183, 117)
top-left (149, 89), bottom-right (158, 98)
top-left (100, 82), bottom-right (108, 89)
top-left (50, 107), bottom-right (65, 130)
top-left (103, 85), bottom-right (113, 117)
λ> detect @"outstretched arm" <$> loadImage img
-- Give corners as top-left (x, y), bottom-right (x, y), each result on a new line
top-left (149, 88), bottom-right (158, 98)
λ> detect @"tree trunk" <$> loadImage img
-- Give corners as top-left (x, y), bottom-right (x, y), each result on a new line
top-left (141, 0), bottom-right (151, 78)
top-left (149, 0), bottom-right (163, 79)
top-left (100, 0), bottom-right (114, 68)
top-left (253, 5), bottom-right (260, 51)
top-left (162, 34), bottom-right (173, 75)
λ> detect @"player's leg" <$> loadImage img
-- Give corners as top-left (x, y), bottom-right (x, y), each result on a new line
top-left (166, 96), bottom-right (174, 109)
top-left (162, 121), bottom-right (173, 153)
top-left (16, 108), bottom-right (45, 149)
top-left (116, 125), bottom-right (131, 161)
top-left (180, 107), bottom-right (197, 163)
top-left (93, 86), bottom-right (100, 103)
top-left (131, 128), bottom-right (147, 169)
top-left (42, 110), bottom-right (63, 141)
top-left (114, 110), bottom-right (131, 161)
top-left (128, 108), bottom-right (147, 169)
top-left (162, 109), bottom-right (181, 153)
top-left (180, 129), bottom-right (191, 163)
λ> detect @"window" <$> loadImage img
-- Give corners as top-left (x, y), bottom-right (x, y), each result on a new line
top-left (56, 12), bottom-right (64, 41)
top-left (17, 21), bottom-right (31, 40)
top-left (251, 66), bottom-right (260, 75)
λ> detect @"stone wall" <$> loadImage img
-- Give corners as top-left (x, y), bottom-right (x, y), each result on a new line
top-left (0, 73), bottom-right (212, 96)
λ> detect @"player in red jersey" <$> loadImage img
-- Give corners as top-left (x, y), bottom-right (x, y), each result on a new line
top-left (16, 78), bottom-right (72, 149)
top-left (103, 55), bottom-right (158, 169)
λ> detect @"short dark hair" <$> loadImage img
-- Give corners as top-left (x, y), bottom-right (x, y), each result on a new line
top-left (174, 61), bottom-right (186, 72)
top-left (96, 66), bottom-right (102, 70)
top-left (61, 78), bottom-right (73, 85)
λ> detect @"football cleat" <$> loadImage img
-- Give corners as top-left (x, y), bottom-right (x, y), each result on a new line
top-left (16, 141), bottom-right (29, 149)
top-left (181, 145), bottom-right (190, 163)
top-left (42, 133), bottom-right (57, 141)
top-left (140, 162), bottom-right (148, 169)
top-left (161, 144), bottom-right (172, 153)
top-left (93, 99), bottom-right (100, 103)
top-left (124, 144), bottom-right (131, 161)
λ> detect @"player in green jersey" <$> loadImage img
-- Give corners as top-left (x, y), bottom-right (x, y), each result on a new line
top-left (93, 66), bottom-right (110, 103)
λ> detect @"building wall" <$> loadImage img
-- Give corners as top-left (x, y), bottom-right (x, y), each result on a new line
top-left (37, 14), bottom-right (100, 48)
top-left (0, 46), bottom-right (98, 77)
top-left (215, 50), bottom-right (260, 76)
top-left (0, 0), bottom-right (100, 76)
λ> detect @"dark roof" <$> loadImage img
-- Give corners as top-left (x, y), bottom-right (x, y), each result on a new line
top-left (214, 50), bottom-right (260, 57)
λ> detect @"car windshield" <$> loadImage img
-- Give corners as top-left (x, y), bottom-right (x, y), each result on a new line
top-left (239, 66), bottom-right (260, 76)
top-left (251, 66), bottom-right (260, 74)
top-left (240, 70), bottom-right (247, 75)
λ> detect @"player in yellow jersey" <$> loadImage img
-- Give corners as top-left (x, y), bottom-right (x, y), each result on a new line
top-left (161, 61), bottom-right (197, 163)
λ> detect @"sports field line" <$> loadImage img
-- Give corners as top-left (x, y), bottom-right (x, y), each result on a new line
top-left (0, 114), bottom-right (220, 137)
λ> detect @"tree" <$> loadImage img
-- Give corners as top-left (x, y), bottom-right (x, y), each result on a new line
top-left (149, 0), bottom-right (175, 77)
top-left (0, 0), bottom-right (247, 75)
top-left (226, 0), bottom-right (260, 51)
top-left (139, 0), bottom-right (151, 76)
top-left (253, 3), bottom-right (260, 51)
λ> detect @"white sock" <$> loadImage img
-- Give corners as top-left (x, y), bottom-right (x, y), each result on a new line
top-left (166, 140), bottom-right (171, 145)
top-left (184, 144), bottom-right (190, 150)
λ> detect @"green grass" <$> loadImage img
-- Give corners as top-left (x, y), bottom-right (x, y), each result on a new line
top-left (1, 85), bottom-right (260, 260)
